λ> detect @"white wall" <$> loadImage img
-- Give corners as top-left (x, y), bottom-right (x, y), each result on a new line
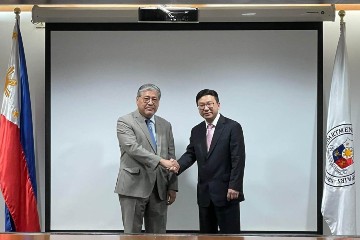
top-left (0, 9), bottom-right (359, 234)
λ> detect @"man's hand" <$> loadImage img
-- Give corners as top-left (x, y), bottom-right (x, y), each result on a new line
top-left (167, 190), bottom-right (176, 205)
top-left (159, 159), bottom-right (174, 169)
top-left (227, 189), bottom-right (239, 201)
top-left (159, 159), bottom-right (179, 173)
top-left (168, 159), bottom-right (180, 173)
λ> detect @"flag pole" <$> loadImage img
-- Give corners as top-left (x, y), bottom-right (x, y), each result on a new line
top-left (14, 7), bottom-right (21, 15)
top-left (14, 7), bottom-right (21, 18)
top-left (339, 10), bottom-right (345, 24)
top-left (338, 10), bottom-right (345, 41)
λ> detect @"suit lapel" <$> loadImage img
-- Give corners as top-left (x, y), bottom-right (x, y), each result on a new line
top-left (133, 111), bottom-right (157, 153)
top-left (198, 122), bottom-right (208, 156)
top-left (207, 115), bottom-right (225, 157)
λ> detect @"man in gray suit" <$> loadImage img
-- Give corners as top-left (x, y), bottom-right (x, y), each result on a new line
top-left (115, 83), bottom-right (179, 234)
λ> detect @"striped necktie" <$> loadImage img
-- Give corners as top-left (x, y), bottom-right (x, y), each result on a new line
top-left (145, 119), bottom-right (157, 150)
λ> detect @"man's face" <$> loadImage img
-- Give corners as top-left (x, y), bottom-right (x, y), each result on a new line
top-left (197, 95), bottom-right (220, 123)
top-left (136, 90), bottom-right (160, 118)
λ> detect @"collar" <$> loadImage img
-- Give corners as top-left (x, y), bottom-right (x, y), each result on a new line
top-left (137, 110), bottom-right (156, 124)
top-left (205, 113), bottom-right (220, 128)
top-left (148, 115), bottom-right (156, 124)
top-left (144, 114), bottom-right (155, 124)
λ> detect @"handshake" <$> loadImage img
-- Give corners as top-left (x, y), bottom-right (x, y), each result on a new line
top-left (159, 158), bottom-right (180, 173)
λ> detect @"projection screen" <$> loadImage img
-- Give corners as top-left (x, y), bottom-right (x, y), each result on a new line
top-left (46, 22), bottom-right (323, 233)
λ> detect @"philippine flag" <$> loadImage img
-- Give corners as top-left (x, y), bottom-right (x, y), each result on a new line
top-left (0, 14), bottom-right (40, 231)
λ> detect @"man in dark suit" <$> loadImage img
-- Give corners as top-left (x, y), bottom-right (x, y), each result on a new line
top-left (176, 89), bottom-right (246, 234)
top-left (115, 83), bottom-right (179, 233)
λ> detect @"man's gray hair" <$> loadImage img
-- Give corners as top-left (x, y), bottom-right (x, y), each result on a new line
top-left (137, 84), bottom-right (161, 99)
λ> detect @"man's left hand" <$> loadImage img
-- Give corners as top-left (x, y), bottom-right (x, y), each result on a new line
top-left (167, 190), bottom-right (177, 205)
top-left (227, 189), bottom-right (239, 201)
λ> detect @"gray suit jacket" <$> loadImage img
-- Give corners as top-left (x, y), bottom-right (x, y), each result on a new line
top-left (114, 110), bottom-right (178, 200)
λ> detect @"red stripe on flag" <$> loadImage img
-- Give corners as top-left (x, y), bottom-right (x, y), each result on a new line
top-left (0, 115), bottom-right (40, 231)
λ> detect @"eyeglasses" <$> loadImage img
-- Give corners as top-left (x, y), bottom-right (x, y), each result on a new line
top-left (141, 96), bottom-right (159, 104)
top-left (198, 102), bottom-right (215, 110)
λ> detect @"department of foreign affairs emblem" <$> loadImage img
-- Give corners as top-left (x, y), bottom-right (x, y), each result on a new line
top-left (325, 124), bottom-right (355, 187)
top-left (332, 138), bottom-right (353, 169)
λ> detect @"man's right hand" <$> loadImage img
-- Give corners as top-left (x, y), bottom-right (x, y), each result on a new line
top-left (159, 159), bottom-right (180, 173)
top-left (169, 159), bottom-right (180, 173)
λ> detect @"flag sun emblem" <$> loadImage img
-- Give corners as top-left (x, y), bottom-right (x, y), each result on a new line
top-left (332, 139), bottom-right (354, 169)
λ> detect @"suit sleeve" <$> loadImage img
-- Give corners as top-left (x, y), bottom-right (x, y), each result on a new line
top-left (229, 122), bottom-right (246, 195)
top-left (177, 128), bottom-right (197, 175)
top-left (167, 123), bottom-right (178, 191)
top-left (117, 118), bottom-right (160, 170)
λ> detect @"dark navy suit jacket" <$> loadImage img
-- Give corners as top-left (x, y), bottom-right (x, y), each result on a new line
top-left (178, 114), bottom-right (245, 207)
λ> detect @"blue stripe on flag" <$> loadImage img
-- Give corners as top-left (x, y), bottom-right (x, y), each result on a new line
top-left (17, 21), bottom-right (38, 199)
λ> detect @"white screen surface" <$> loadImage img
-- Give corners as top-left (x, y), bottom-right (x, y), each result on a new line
top-left (50, 29), bottom-right (319, 231)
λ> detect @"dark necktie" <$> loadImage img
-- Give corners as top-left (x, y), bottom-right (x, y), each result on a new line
top-left (145, 119), bottom-right (157, 150)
